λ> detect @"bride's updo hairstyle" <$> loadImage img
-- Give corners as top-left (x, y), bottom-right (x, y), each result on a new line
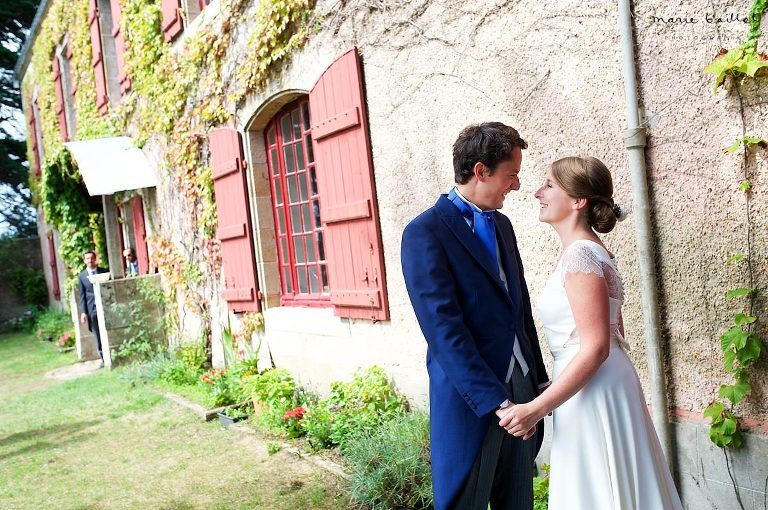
top-left (550, 156), bottom-right (617, 234)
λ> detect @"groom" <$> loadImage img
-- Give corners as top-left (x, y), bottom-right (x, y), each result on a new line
top-left (401, 122), bottom-right (549, 509)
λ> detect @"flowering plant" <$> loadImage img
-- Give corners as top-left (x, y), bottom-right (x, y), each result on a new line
top-left (57, 331), bottom-right (75, 348)
top-left (201, 368), bottom-right (227, 384)
top-left (281, 406), bottom-right (307, 438)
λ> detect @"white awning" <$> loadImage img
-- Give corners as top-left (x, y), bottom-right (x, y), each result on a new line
top-left (64, 137), bottom-right (158, 196)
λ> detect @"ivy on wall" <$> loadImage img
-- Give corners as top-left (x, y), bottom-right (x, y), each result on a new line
top-left (24, 0), bottom-right (316, 335)
top-left (702, 0), bottom-right (766, 451)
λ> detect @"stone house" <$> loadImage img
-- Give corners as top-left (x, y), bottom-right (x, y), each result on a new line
top-left (17, 0), bottom-right (768, 506)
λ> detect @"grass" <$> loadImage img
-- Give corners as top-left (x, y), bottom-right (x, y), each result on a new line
top-left (0, 333), bottom-right (349, 510)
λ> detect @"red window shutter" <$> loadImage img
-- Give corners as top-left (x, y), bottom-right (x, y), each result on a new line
top-left (308, 48), bottom-right (389, 321)
top-left (52, 58), bottom-right (69, 141)
top-left (27, 104), bottom-right (41, 177)
top-left (47, 233), bottom-right (61, 300)
top-left (116, 203), bottom-right (126, 271)
top-left (88, 0), bottom-right (109, 116)
top-left (161, 0), bottom-right (184, 42)
top-left (130, 195), bottom-right (150, 274)
top-left (209, 128), bottom-right (261, 312)
top-left (110, 0), bottom-right (131, 93)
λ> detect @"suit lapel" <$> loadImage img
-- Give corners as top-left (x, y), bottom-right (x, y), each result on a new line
top-left (495, 217), bottom-right (522, 308)
top-left (435, 196), bottom-right (512, 302)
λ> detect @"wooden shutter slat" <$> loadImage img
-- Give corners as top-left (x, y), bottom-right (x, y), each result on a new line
top-left (311, 107), bottom-right (360, 140)
top-left (322, 199), bottom-right (370, 224)
top-left (308, 48), bottom-right (390, 321)
top-left (161, 0), bottom-right (184, 42)
top-left (212, 157), bottom-right (242, 179)
top-left (131, 195), bottom-right (150, 274)
top-left (217, 223), bottom-right (246, 241)
top-left (331, 290), bottom-right (381, 308)
top-left (209, 128), bottom-right (261, 313)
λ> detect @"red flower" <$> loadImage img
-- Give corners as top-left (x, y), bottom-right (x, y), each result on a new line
top-left (282, 407), bottom-right (307, 421)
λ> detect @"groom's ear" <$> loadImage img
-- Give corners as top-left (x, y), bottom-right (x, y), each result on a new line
top-left (473, 162), bottom-right (487, 181)
top-left (573, 198), bottom-right (588, 210)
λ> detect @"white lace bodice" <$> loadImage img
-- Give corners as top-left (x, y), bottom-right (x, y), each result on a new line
top-left (536, 239), bottom-right (628, 360)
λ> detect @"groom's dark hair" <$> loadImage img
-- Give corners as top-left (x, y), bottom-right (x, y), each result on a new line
top-left (452, 122), bottom-right (528, 184)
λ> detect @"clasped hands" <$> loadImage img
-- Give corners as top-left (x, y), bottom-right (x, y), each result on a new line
top-left (495, 402), bottom-right (545, 440)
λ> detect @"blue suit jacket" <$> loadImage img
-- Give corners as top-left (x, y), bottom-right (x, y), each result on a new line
top-left (401, 195), bottom-right (548, 509)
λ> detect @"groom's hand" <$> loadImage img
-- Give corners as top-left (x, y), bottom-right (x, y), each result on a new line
top-left (498, 402), bottom-right (544, 439)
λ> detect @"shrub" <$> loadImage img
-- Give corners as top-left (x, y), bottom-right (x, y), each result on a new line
top-left (343, 411), bottom-right (432, 510)
top-left (178, 340), bottom-right (209, 372)
top-left (156, 356), bottom-right (201, 387)
top-left (33, 308), bottom-right (72, 342)
top-left (534, 463), bottom-right (550, 510)
top-left (201, 368), bottom-right (245, 407)
top-left (303, 366), bottom-right (408, 449)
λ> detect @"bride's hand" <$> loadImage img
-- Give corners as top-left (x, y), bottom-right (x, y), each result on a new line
top-left (498, 402), bottom-right (545, 438)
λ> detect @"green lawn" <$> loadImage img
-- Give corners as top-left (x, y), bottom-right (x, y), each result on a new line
top-left (0, 333), bottom-right (349, 510)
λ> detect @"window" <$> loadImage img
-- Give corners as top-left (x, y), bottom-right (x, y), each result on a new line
top-left (265, 99), bottom-right (329, 305)
top-left (88, 0), bottom-right (125, 114)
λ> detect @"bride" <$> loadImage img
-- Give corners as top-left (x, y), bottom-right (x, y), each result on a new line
top-left (498, 156), bottom-right (683, 509)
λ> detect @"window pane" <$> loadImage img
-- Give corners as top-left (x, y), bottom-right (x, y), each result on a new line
top-left (309, 266), bottom-right (319, 293)
top-left (267, 127), bottom-right (275, 145)
top-left (280, 114), bottom-right (292, 141)
top-left (306, 135), bottom-right (314, 163)
top-left (270, 149), bottom-right (279, 175)
top-left (301, 102), bottom-right (310, 131)
top-left (316, 231), bottom-right (325, 261)
top-left (283, 145), bottom-right (296, 174)
top-left (301, 204), bottom-right (312, 233)
top-left (297, 266), bottom-right (308, 294)
top-left (279, 236), bottom-right (288, 261)
top-left (312, 200), bottom-right (321, 229)
top-left (291, 110), bottom-right (302, 140)
top-left (283, 266), bottom-right (293, 294)
top-left (290, 205), bottom-right (301, 234)
top-left (287, 175), bottom-right (299, 203)
top-left (309, 166), bottom-right (318, 195)
top-left (296, 141), bottom-right (305, 171)
top-left (321, 264), bottom-right (329, 292)
top-left (277, 208), bottom-right (286, 235)
top-left (299, 173), bottom-right (308, 201)
top-left (306, 234), bottom-right (316, 263)
top-left (274, 179), bottom-right (283, 205)
top-left (293, 235), bottom-right (306, 264)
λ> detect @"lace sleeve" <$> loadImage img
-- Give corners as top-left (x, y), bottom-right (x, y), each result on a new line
top-left (560, 243), bottom-right (604, 285)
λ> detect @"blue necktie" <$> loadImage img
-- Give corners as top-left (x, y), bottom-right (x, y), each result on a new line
top-left (448, 188), bottom-right (498, 269)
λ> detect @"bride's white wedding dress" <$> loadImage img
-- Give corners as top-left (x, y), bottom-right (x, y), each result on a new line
top-left (536, 239), bottom-right (683, 510)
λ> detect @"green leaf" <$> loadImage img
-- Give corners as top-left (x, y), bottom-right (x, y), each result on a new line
top-left (724, 138), bottom-right (743, 154)
top-left (738, 180), bottom-right (752, 192)
top-left (703, 401), bottom-right (725, 422)
top-left (721, 416), bottom-right (738, 435)
top-left (726, 287), bottom-right (755, 299)
top-left (737, 53), bottom-right (768, 77)
top-left (704, 48), bottom-right (744, 92)
top-left (725, 252), bottom-right (745, 264)
top-left (723, 348), bottom-right (737, 372)
top-left (733, 313), bottom-right (756, 326)
top-left (720, 326), bottom-right (748, 350)
top-left (718, 381), bottom-right (750, 405)
top-left (736, 335), bottom-right (763, 366)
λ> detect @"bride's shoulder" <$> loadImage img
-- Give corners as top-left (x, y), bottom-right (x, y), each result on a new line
top-left (560, 240), bottom-right (608, 279)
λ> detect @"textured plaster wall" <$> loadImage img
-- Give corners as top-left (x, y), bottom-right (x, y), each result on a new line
top-left (228, 0), bottom-right (768, 434)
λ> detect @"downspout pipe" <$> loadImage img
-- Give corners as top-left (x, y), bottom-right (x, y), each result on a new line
top-left (617, 0), bottom-right (673, 467)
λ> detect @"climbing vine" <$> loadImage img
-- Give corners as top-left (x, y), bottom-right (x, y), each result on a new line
top-left (38, 148), bottom-right (106, 285)
top-left (702, 0), bottom-right (767, 450)
top-left (23, 0), bottom-right (316, 343)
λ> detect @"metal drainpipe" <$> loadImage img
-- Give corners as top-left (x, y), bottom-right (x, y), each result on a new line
top-left (617, 0), bottom-right (673, 466)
